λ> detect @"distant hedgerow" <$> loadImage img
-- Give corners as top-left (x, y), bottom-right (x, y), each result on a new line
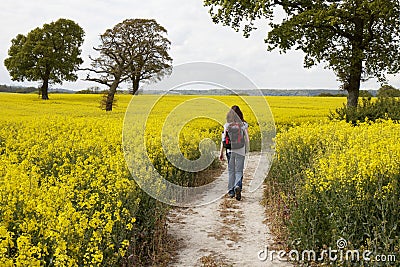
top-left (329, 97), bottom-right (400, 124)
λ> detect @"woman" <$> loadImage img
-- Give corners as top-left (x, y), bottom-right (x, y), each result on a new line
top-left (219, 105), bottom-right (249, 200)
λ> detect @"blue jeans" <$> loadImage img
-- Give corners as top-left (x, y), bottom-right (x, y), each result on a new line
top-left (226, 151), bottom-right (244, 194)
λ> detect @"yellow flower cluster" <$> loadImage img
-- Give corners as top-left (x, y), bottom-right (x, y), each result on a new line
top-left (125, 95), bottom-right (267, 191)
top-left (0, 116), bottom-right (139, 266)
top-left (273, 119), bottom-right (400, 253)
top-left (0, 93), bottom-right (344, 265)
top-left (265, 96), bottom-right (345, 128)
top-left (275, 120), bottom-right (400, 197)
top-left (306, 120), bottom-right (400, 204)
top-left (0, 94), bottom-right (143, 266)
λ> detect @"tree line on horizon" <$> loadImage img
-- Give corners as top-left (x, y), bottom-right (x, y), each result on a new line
top-left (4, 84), bottom-right (400, 98)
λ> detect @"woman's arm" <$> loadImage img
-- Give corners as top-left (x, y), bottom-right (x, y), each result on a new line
top-left (219, 141), bottom-right (225, 161)
top-left (244, 128), bottom-right (250, 153)
top-left (219, 128), bottom-right (225, 160)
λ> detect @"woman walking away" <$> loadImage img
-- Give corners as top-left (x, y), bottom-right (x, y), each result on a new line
top-left (219, 105), bottom-right (249, 201)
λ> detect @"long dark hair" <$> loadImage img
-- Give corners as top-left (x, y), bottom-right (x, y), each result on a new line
top-left (227, 105), bottom-right (245, 123)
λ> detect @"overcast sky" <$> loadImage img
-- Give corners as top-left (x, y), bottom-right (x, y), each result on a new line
top-left (1, 0), bottom-right (399, 91)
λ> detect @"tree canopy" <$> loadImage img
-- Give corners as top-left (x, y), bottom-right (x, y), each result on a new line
top-left (4, 18), bottom-right (85, 99)
top-left (204, 0), bottom-right (400, 106)
top-left (85, 18), bottom-right (172, 111)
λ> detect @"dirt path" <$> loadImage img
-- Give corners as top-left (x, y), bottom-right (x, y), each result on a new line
top-left (167, 152), bottom-right (292, 267)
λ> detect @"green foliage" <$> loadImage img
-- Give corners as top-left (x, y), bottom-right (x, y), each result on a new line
top-left (75, 86), bottom-right (103, 94)
top-left (359, 89), bottom-right (374, 98)
top-left (329, 97), bottom-right (400, 124)
top-left (317, 92), bottom-right (348, 97)
top-left (0, 84), bottom-right (36, 93)
top-left (204, 0), bottom-right (400, 106)
top-left (377, 84), bottom-right (400, 97)
top-left (4, 18), bottom-right (85, 99)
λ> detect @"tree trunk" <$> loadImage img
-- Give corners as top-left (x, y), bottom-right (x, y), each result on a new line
top-left (41, 77), bottom-right (49, 100)
top-left (131, 76), bottom-right (140, 95)
top-left (346, 56), bottom-right (363, 107)
top-left (346, 16), bottom-right (364, 107)
top-left (347, 87), bottom-right (360, 107)
top-left (105, 77), bottom-right (120, 111)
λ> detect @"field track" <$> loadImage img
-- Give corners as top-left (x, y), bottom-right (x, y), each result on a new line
top-left (167, 152), bottom-right (292, 267)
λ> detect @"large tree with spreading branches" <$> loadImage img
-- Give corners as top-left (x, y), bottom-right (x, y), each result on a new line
top-left (4, 18), bottom-right (85, 100)
top-left (84, 19), bottom-right (172, 111)
top-left (204, 0), bottom-right (400, 106)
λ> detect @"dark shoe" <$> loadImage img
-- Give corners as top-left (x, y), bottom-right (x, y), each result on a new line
top-left (228, 190), bottom-right (235, 198)
top-left (234, 186), bottom-right (241, 201)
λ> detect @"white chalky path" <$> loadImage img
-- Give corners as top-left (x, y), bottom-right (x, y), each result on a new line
top-left (167, 152), bottom-right (292, 267)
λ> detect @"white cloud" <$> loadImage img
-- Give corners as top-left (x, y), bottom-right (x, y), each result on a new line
top-left (0, 0), bottom-right (398, 90)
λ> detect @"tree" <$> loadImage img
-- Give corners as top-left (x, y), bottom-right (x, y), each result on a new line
top-left (377, 84), bottom-right (400, 97)
top-left (359, 90), bottom-right (373, 98)
top-left (4, 18), bottom-right (85, 100)
top-left (84, 19), bottom-right (172, 111)
top-left (204, 0), bottom-right (400, 107)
